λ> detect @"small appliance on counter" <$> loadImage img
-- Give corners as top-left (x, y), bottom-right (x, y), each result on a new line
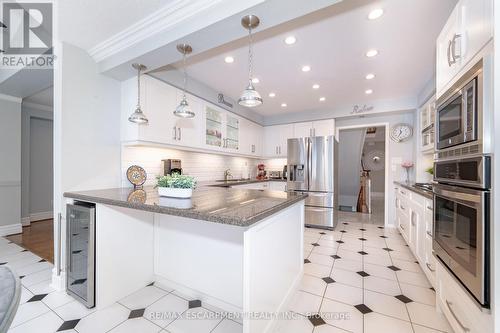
top-left (268, 171), bottom-right (282, 179)
top-left (256, 164), bottom-right (266, 180)
top-left (282, 165), bottom-right (288, 180)
top-left (161, 159), bottom-right (182, 175)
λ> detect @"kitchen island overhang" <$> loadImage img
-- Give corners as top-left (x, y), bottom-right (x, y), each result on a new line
top-left (63, 186), bottom-right (307, 333)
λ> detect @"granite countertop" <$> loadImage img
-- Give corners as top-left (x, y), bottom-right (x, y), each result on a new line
top-left (205, 178), bottom-right (287, 188)
top-left (63, 186), bottom-right (306, 227)
top-left (394, 181), bottom-right (434, 199)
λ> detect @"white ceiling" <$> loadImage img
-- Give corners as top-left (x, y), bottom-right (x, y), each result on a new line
top-left (168, 0), bottom-right (456, 116)
top-left (58, 0), bottom-right (176, 51)
top-left (23, 86), bottom-right (53, 107)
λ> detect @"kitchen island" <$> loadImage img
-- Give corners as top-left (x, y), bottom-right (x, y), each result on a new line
top-left (63, 186), bottom-right (306, 333)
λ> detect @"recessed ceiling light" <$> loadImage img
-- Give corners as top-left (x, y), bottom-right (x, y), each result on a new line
top-left (366, 73), bottom-right (375, 80)
top-left (281, 103), bottom-right (287, 107)
top-left (368, 8), bottom-right (384, 20)
top-left (302, 65), bottom-right (311, 72)
top-left (284, 36), bottom-right (296, 45)
top-left (224, 56), bottom-right (234, 63)
top-left (365, 89), bottom-right (373, 95)
top-left (319, 97), bottom-right (326, 102)
top-left (366, 49), bottom-right (379, 57)
top-left (269, 92), bottom-right (276, 98)
top-left (312, 84), bottom-right (320, 89)
top-left (252, 77), bottom-right (260, 84)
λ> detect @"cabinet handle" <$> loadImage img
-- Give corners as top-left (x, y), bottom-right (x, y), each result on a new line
top-left (426, 262), bottom-right (435, 272)
top-left (56, 213), bottom-right (62, 276)
top-left (178, 128), bottom-right (181, 141)
top-left (173, 126), bottom-right (177, 140)
top-left (426, 230), bottom-right (433, 238)
top-left (400, 205), bottom-right (405, 211)
top-left (445, 300), bottom-right (470, 332)
top-left (426, 205), bottom-right (432, 210)
top-left (279, 146), bottom-right (281, 155)
top-left (400, 190), bottom-right (406, 195)
top-left (450, 33), bottom-right (461, 63)
top-left (447, 39), bottom-right (453, 67)
top-left (276, 146), bottom-right (278, 155)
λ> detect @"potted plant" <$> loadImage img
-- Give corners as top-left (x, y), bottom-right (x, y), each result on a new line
top-left (156, 174), bottom-right (196, 198)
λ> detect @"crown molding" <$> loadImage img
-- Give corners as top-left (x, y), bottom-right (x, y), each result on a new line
top-left (88, 0), bottom-right (223, 62)
top-left (0, 93), bottom-right (22, 103)
top-left (22, 101), bottom-right (53, 112)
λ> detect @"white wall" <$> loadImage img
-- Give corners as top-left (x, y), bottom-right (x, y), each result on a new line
top-left (336, 111), bottom-right (416, 227)
top-left (21, 104), bottom-right (54, 224)
top-left (121, 146), bottom-right (260, 187)
top-left (0, 96), bottom-right (22, 235)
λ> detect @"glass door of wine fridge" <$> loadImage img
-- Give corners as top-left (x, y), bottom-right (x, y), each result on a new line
top-left (66, 202), bottom-right (95, 308)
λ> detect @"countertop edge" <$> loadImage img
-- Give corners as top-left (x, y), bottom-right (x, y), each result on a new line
top-left (63, 190), bottom-right (307, 228)
top-left (393, 181), bottom-right (433, 200)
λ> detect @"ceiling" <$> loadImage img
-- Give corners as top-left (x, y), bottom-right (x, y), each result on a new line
top-left (166, 0), bottom-right (456, 117)
top-left (58, 0), bottom-right (176, 51)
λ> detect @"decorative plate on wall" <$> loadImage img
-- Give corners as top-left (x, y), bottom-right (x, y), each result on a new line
top-left (126, 165), bottom-right (147, 187)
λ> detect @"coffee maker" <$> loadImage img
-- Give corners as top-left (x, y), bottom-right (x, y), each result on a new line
top-left (161, 159), bottom-right (182, 175)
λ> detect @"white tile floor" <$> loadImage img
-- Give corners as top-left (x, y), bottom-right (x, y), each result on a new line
top-left (1, 204), bottom-right (452, 333)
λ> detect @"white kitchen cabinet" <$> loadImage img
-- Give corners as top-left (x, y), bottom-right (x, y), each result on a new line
top-left (264, 124), bottom-right (293, 158)
top-left (173, 91), bottom-right (203, 147)
top-left (436, 261), bottom-right (493, 333)
top-left (203, 104), bottom-right (242, 153)
top-left (436, 0), bottom-right (493, 96)
top-left (269, 181), bottom-right (287, 192)
top-left (419, 97), bottom-right (436, 153)
top-left (292, 119), bottom-right (335, 138)
top-left (423, 199), bottom-right (436, 286)
top-left (239, 118), bottom-right (263, 157)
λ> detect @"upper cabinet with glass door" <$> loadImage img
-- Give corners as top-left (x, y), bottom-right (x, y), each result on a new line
top-left (225, 115), bottom-right (239, 151)
top-left (205, 105), bottom-right (223, 148)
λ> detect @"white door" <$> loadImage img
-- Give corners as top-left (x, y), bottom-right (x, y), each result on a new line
top-left (264, 125), bottom-right (281, 157)
top-left (279, 124), bottom-right (294, 157)
top-left (460, 0), bottom-right (493, 65)
top-left (293, 122), bottom-right (312, 138)
top-left (313, 119), bottom-right (335, 137)
top-left (174, 91), bottom-right (203, 148)
top-left (436, 6), bottom-right (461, 96)
top-left (139, 76), bottom-right (177, 144)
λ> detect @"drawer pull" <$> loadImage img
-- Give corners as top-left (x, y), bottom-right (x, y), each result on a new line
top-left (400, 205), bottom-right (405, 211)
top-left (426, 230), bottom-right (433, 238)
top-left (445, 300), bottom-right (470, 332)
top-left (426, 262), bottom-right (435, 272)
top-left (426, 205), bottom-right (433, 210)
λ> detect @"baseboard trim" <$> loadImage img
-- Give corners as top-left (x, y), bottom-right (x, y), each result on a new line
top-left (30, 211), bottom-right (53, 222)
top-left (21, 217), bottom-right (31, 226)
top-left (0, 223), bottom-right (22, 236)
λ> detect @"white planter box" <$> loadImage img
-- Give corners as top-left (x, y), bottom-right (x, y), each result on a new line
top-left (157, 187), bottom-right (193, 199)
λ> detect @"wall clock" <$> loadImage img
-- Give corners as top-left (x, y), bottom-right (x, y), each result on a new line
top-left (390, 123), bottom-right (413, 143)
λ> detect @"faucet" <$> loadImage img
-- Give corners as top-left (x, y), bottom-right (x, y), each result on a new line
top-left (224, 169), bottom-right (233, 181)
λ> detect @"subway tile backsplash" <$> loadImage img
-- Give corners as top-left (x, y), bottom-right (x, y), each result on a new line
top-left (121, 146), bottom-right (263, 187)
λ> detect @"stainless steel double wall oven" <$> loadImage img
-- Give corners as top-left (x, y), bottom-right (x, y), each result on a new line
top-left (433, 57), bottom-right (492, 307)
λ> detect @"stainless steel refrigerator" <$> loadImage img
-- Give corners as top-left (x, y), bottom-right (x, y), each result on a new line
top-left (287, 136), bottom-right (338, 229)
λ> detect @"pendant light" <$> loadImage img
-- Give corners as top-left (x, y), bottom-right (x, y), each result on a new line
top-left (174, 43), bottom-right (195, 118)
top-left (128, 63), bottom-right (149, 124)
top-left (238, 15), bottom-right (262, 108)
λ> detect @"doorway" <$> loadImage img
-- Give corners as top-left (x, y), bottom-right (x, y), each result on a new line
top-left (337, 125), bottom-right (388, 226)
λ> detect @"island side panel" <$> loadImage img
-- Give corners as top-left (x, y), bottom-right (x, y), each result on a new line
top-left (243, 201), bottom-right (304, 333)
top-left (95, 204), bottom-right (155, 309)
top-left (154, 214), bottom-right (244, 313)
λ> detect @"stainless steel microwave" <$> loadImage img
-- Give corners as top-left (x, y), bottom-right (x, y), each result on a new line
top-left (436, 60), bottom-right (483, 151)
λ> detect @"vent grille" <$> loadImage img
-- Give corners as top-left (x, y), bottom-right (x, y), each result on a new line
top-left (437, 144), bottom-right (481, 159)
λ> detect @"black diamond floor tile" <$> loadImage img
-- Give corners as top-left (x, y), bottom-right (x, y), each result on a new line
top-left (311, 243), bottom-right (320, 246)
top-left (307, 314), bottom-right (326, 326)
top-left (382, 247), bottom-right (394, 252)
top-left (331, 255), bottom-right (341, 259)
top-left (356, 271), bottom-right (370, 277)
top-left (38, 259), bottom-right (47, 262)
top-left (359, 228), bottom-right (366, 231)
top-left (378, 226), bottom-right (384, 229)
top-left (354, 304), bottom-right (373, 314)
top-left (357, 251), bottom-right (368, 255)
top-left (322, 277), bottom-right (335, 284)
top-left (27, 294), bottom-right (48, 302)
top-left (319, 232), bottom-right (326, 235)
top-left (188, 300), bottom-right (202, 309)
top-left (340, 230), bottom-right (347, 233)
top-left (358, 238), bottom-right (367, 241)
top-left (304, 259), bottom-right (311, 264)
top-left (395, 295), bottom-right (413, 304)
top-left (146, 282), bottom-right (154, 287)
top-left (57, 319), bottom-right (80, 331)
top-left (19, 275), bottom-right (25, 279)
top-left (0, 262), bottom-right (6, 265)
top-left (379, 235), bottom-right (388, 238)
top-left (387, 265), bottom-right (401, 271)
top-left (336, 240), bottom-right (344, 244)
top-left (343, 222), bottom-right (349, 225)
top-left (430, 287), bottom-right (435, 292)
top-left (129, 308), bottom-right (145, 319)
